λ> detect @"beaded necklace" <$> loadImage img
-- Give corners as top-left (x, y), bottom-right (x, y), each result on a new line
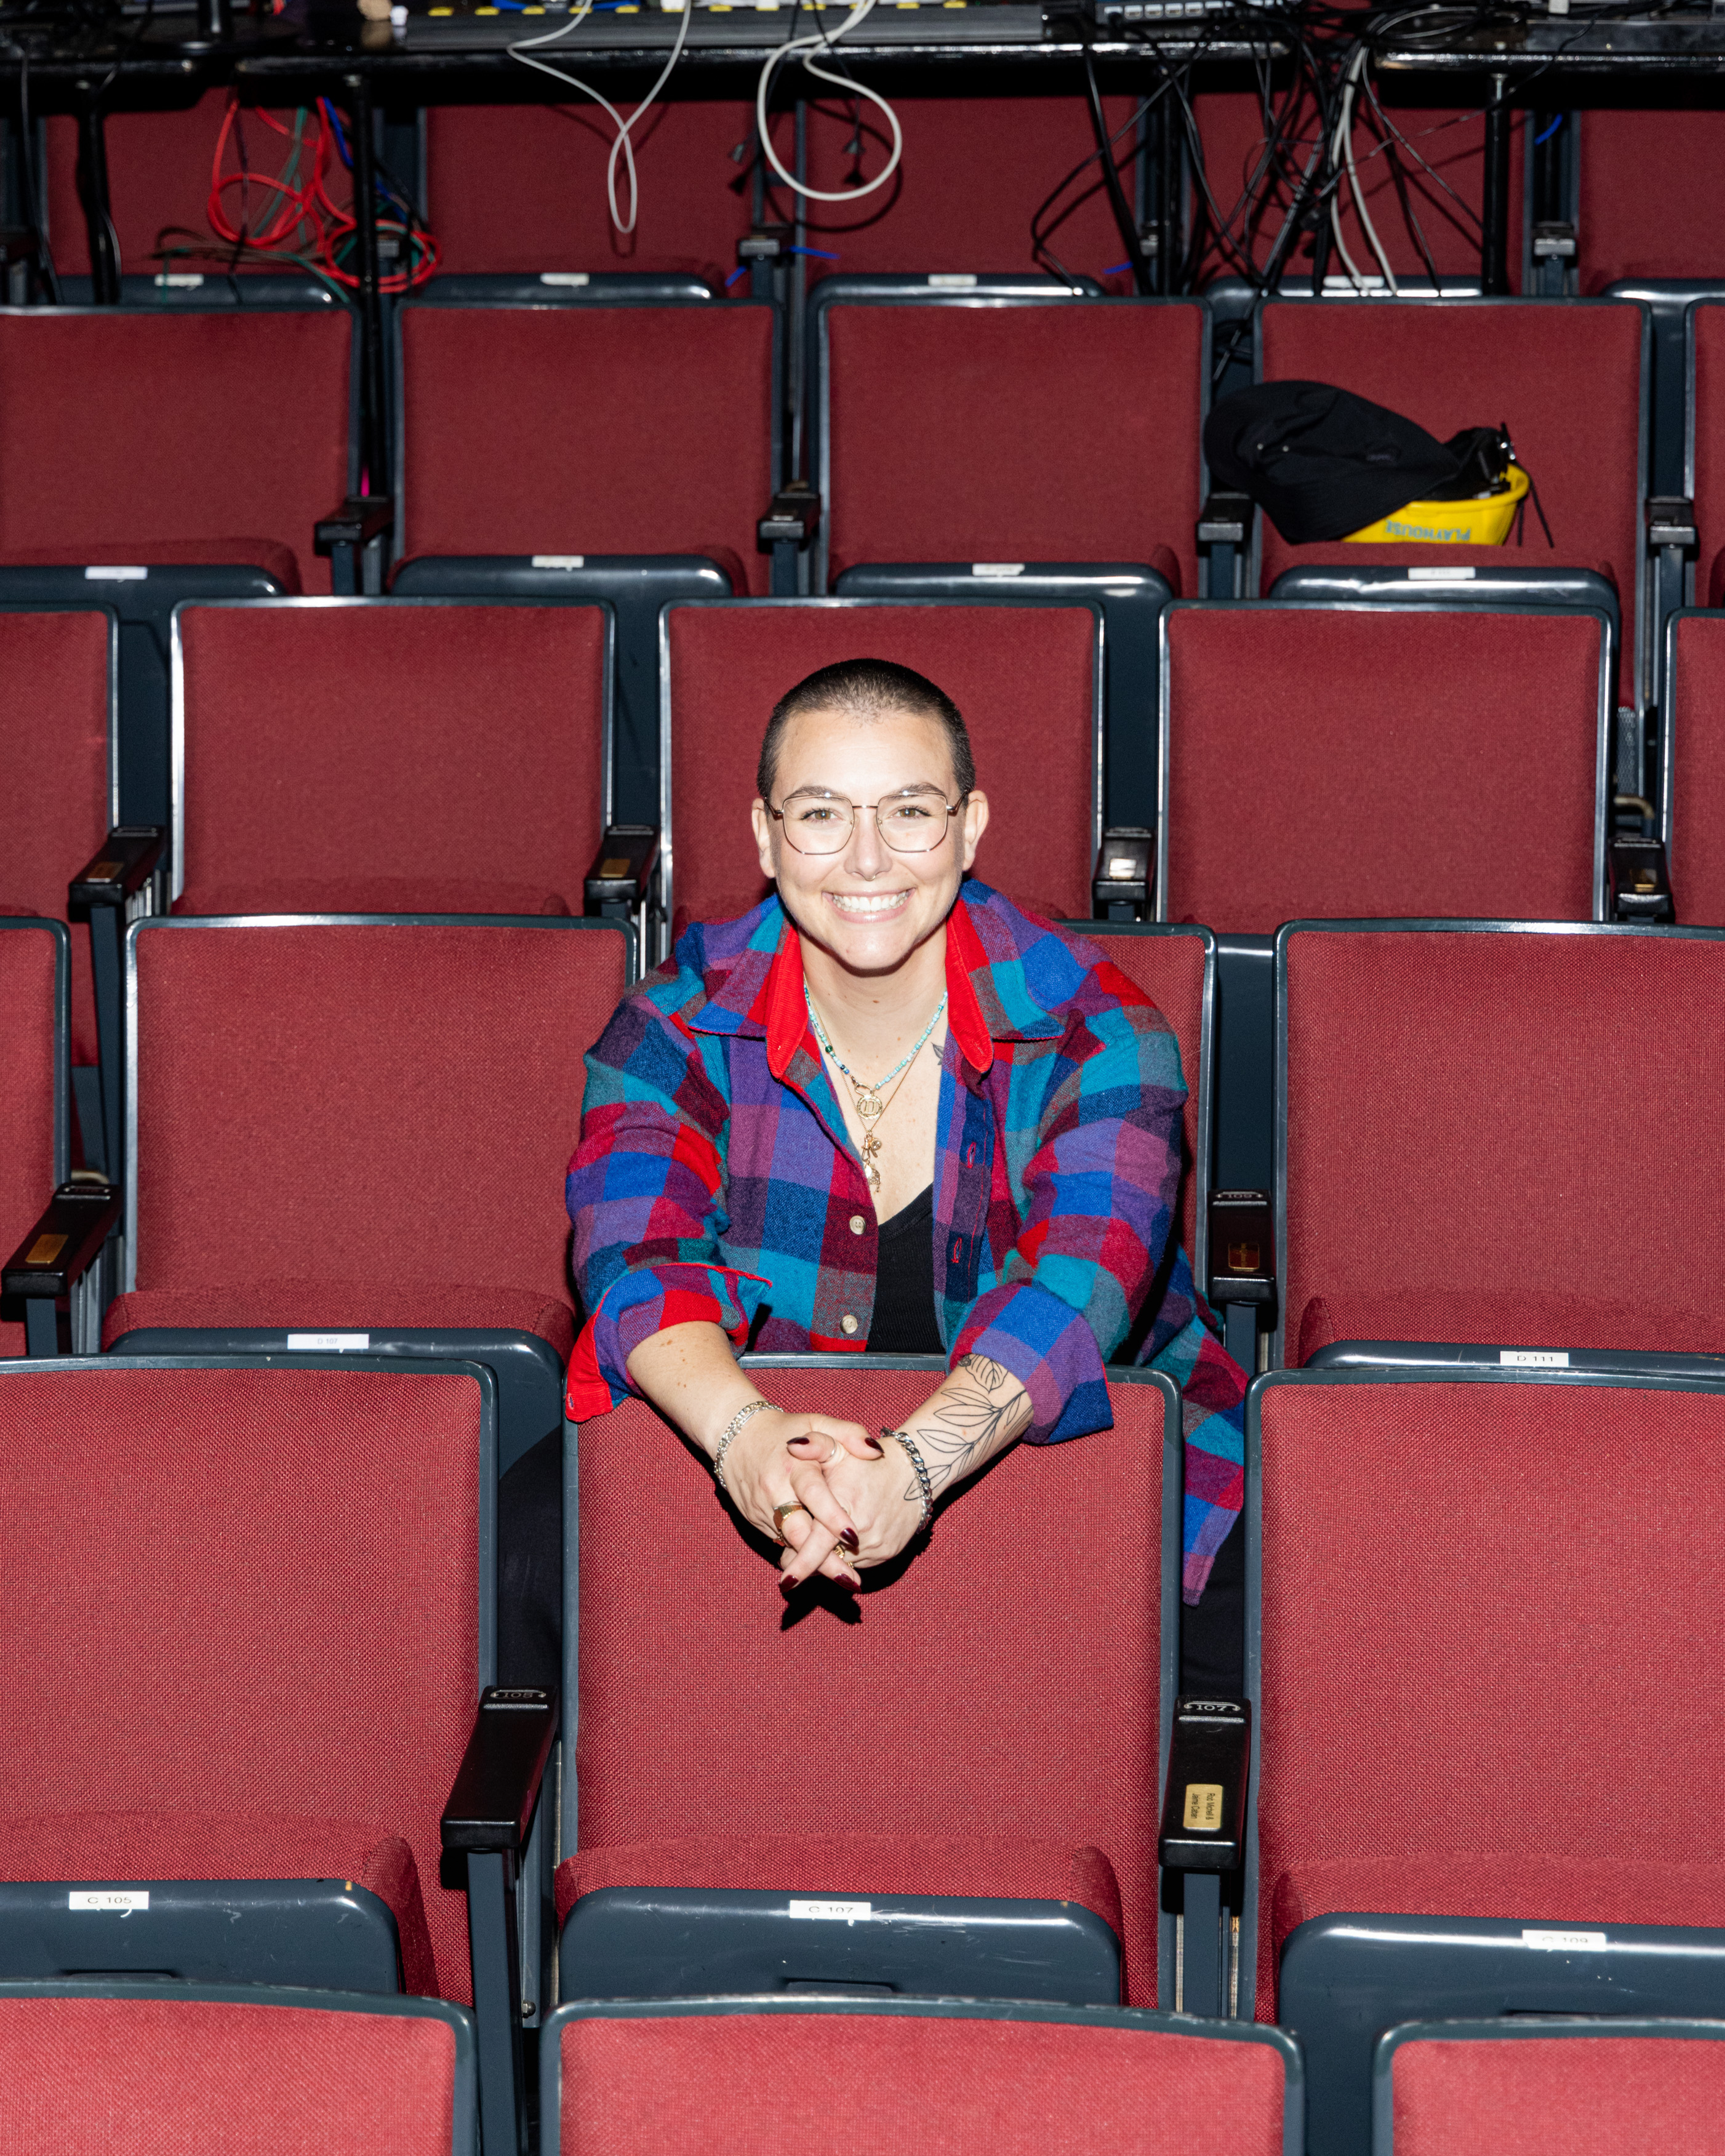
top-left (804, 982), bottom-right (947, 1192)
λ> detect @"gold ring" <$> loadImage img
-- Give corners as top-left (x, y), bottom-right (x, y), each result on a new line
top-left (772, 1502), bottom-right (810, 1537)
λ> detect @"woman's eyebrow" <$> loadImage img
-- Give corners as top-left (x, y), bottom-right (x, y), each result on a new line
top-left (782, 779), bottom-right (947, 798)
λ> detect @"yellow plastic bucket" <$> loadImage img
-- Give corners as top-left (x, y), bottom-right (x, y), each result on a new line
top-left (1343, 461), bottom-right (1530, 546)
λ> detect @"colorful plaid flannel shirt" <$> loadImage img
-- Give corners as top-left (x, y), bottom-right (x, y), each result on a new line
top-left (566, 880), bottom-right (1246, 1600)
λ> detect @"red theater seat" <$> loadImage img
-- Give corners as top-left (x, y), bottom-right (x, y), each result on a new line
top-left (1688, 303), bottom-right (1725, 603)
top-left (102, 916), bottom-right (629, 1468)
top-left (1161, 602), bottom-right (1607, 932)
top-left (818, 296), bottom-right (1206, 598)
top-left (1380, 2019), bottom-right (1725, 2156)
top-left (1254, 299), bottom-right (1646, 706)
top-left (0, 1358), bottom-right (492, 2002)
top-left (1662, 611), bottom-right (1725, 923)
top-left (170, 599), bottom-right (609, 916)
top-left (558, 1363), bottom-right (1177, 2008)
top-left (0, 609), bottom-right (111, 1076)
top-left (396, 300), bottom-right (777, 594)
top-left (1247, 1368), bottom-right (1725, 2149)
top-left (0, 921), bottom-right (66, 1357)
top-left (0, 308), bottom-right (353, 595)
top-left (662, 599), bottom-right (1101, 927)
top-left (545, 1997), bottom-right (1296, 2156)
top-left (0, 1985), bottom-right (473, 2156)
top-left (1277, 923), bottom-right (1725, 1365)
top-left (1579, 111), bottom-right (1725, 289)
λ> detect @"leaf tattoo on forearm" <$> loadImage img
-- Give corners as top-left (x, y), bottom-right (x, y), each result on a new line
top-left (902, 1353), bottom-right (1035, 1497)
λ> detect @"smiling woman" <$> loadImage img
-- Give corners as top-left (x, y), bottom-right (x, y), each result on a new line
top-left (561, 657), bottom-right (1248, 1605)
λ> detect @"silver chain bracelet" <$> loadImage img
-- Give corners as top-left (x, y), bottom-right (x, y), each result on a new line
top-left (885, 1428), bottom-right (935, 1534)
top-left (713, 1398), bottom-right (773, 1492)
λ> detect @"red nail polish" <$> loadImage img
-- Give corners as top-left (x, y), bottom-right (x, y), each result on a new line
top-left (839, 1529), bottom-right (860, 1551)
top-left (778, 1573), bottom-right (799, 1595)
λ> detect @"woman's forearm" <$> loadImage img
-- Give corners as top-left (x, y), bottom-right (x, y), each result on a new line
top-left (892, 1352), bottom-right (1034, 1499)
top-left (625, 1321), bottom-right (765, 1458)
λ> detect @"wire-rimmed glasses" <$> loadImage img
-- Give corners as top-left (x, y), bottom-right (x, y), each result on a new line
top-left (767, 785), bottom-right (964, 856)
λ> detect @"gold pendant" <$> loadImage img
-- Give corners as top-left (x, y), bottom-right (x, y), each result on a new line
top-left (855, 1089), bottom-right (884, 1124)
top-left (862, 1131), bottom-right (882, 1190)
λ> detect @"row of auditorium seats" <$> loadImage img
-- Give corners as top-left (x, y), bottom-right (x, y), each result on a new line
top-left (25, 585), bottom-right (1723, 1192)
top-left (4, 1346), bottom-right (1723, 2155)
top-left (44, 90), bottom-right (1725, 299)
top-left (6, 906), bottom-right (1722, 1424)
top-left (15, 286), bottom-right (1725, 731)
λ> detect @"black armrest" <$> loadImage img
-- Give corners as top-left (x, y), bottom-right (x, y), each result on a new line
top-left (758, 481), bottom-right (822, 551)
top-left (1092, 826), bottom-right (1153, 920)
top-left (2, 1180), bottom-right (121, 1299)
top-left (69, 825), bottom-right (164, 910)
top-left (441, 1686), bottom-right (558, 1857)
top-left (584, 824), bottom-right (660, 916)
top-left (738, 223), bottom-right (793, 263)
top-left (1196, 491), bottom-right (1253, 549)
top-left (1609, 833), bottom-right (1676, 924)
top-left (1208, 1188), bottom-right (1276, 1308)
top-left (1158, 1696), bottom-right (1250, 1873)
top-left (1647, 496), bottom-right (1698, 553)
top-left (314, 495), bottom-right (395, 556)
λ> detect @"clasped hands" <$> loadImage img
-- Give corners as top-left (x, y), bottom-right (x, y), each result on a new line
top-left (723, 1405), bottom-right (924, 1592)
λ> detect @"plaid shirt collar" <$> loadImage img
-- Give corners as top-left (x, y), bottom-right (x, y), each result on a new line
top-left (684, 883), bottom-right (1065, 1091)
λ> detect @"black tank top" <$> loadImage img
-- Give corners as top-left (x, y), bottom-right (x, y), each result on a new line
top-left (867, 1184), bottom-right (944, 1355)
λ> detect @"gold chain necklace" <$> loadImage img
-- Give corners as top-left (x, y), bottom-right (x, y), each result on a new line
top-left (805, 984), bottom-right (947, 1192)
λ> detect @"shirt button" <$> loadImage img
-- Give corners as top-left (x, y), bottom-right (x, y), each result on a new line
top-left (841, 1313), bottom-right (859, 1335)
top-left (849, 1214), bottom-right (867, 1235)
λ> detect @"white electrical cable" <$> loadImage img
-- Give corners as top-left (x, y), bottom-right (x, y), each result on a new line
top-left (755, 0), bottom-right (903, 203)
top-left (1334, 47), bottom-right (1399, 294)
top-left (510, 0), bottom-right (694, 234)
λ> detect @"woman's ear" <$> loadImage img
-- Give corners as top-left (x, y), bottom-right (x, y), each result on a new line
top-left (958, 789), bottom-right (990, 872)
top-left (751, 797), bottom-right (777, 882)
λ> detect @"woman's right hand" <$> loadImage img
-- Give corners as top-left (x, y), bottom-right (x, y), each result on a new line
top-left (722, 1408), bottom-right (881, 1590)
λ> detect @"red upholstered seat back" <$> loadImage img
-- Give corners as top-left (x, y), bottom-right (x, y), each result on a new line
top-left (1253, 1374), bottom-right (1725, 2009)
top-left (799, 98), bottom-right (1140, 283)
top-left (1579, 113), bottom-right (1725, 286)
top-left (425, 103), bottom-right (756, 279)
top-left (823, 302), bottom-right (1204, 597)
top-left (577, 1371), bottom-right (1166, 1992)
top-left (1666, 613), bottom-right (1725, 924)
top-left (46, 93), bottom-right (342, 279)
top-left (1390, 2029), bottom-right (1725, 2156)
top-left (398, 304), bottom-right (776, 594)
top-left (0, 923), bottom-right (62, 1357)
top-left (665, 603), bottom-right (1098, 926)
top-left (0, 311), bottom-right (351, 595)
top-left (0, 611), bottom-right (109, 1064)
top-left (1282, 926), bottom-right (1725, 1360)
top-left (130, 919), bottom-right (626, 1302)
top-left (558, 2010), bottom-right (1287, 2156)
top-left (1193, 96), bottom-right (1522, 286)
top-left (1689, 306), bottom-right (1725, 594)
top-left (1083, 928), bottom-right (1207, 1263)
top-left (0, 1994), bottom-right (460, 2156)
top-left (176, 602), bottom-right (607, 913)
top-left (1256, 301), bottom-right (1644, 704)
top-left (1164, 606), bottom-right (1601, 932)
top-left (0, 1363), bottom-right (483, 1998)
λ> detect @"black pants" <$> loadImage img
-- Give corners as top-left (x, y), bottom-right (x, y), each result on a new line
top-left (497, 1429), bottom-right (564, 1693)
top-left (1179, 1510), bottom-right (1245, 1699)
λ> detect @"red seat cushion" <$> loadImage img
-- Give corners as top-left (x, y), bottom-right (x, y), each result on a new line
top-left (6, 1811), bottom-right (434, 1994)
top-left (1391, 2025), bottom-right (1725, 2156)
top-left (559, 2009), bottom-right (1289, 2156)
top-left (0, 1990), bottom-right (460, 2156)
top-left (104, 1280), bottom-right (577, 1365)
top-left (557, 1832), bottom-right (1124, 1942)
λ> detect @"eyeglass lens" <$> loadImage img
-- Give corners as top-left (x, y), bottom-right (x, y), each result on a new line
top-left (777, 790), bottom-right (955, 854)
